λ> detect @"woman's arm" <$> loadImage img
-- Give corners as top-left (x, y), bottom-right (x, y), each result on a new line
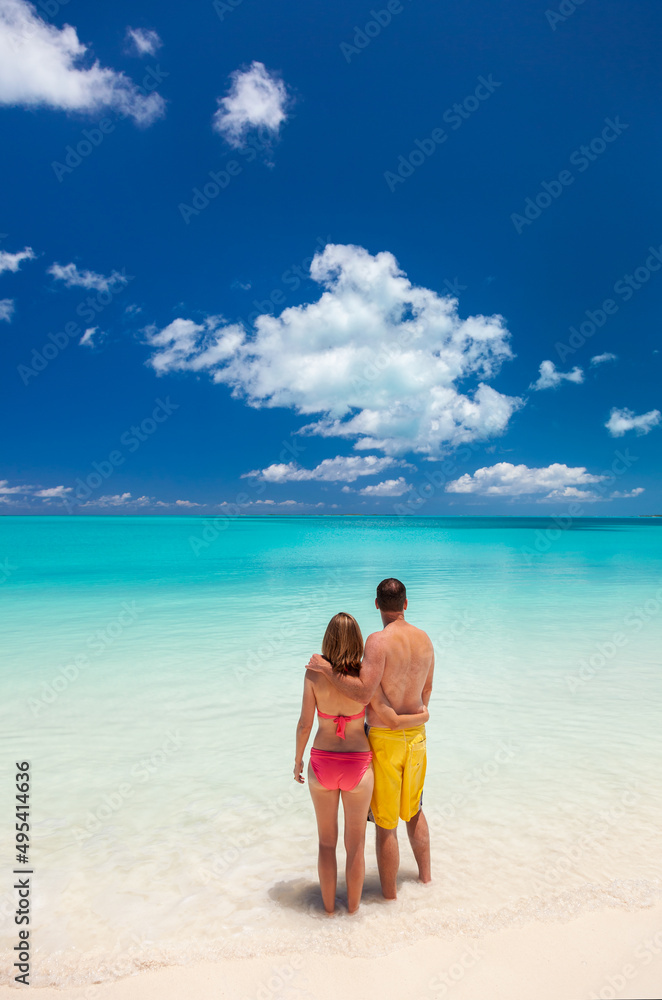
top-left (370, 686), bottom-right (429, 730)
top-left (294, 670), bottom-right (316, 783)
top-left (306, 632), bottom-right (386, 705)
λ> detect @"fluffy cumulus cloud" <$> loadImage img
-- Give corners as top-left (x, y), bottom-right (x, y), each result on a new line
top-left (605, 407), bottom-right (661, 437)
top-left (590, 352), bottom-right (617, 367)
top-left (212, 61), bottom-right (290, 148)
top-left (0, 298), bottom-right (14, 321)
top-left (146, 244), bottom-right (522, 458)
top-left (145, 316), bottom-right (244, 374)
top-left (530, 360), bottom-right (584, 390)
top-left (0, 245), bottom-right (35, 274)
top-left (446, 462), bottom-right (606, 498)
top-left (48, 262), bottom-right (128, 292)
top-left (244, 454), bottom-right (405, 484)
top-left (358, 477), bottom-right (411, 497)
top-left (33, 485), bottom-right (72, 498)
top-left (125, 27), bottom-right (162, 57)
top-left (0, 0), bottom-right (165, 125)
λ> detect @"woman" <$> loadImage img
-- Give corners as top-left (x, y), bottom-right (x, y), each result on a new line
top-left (294, 612), bottom-right (429, 914)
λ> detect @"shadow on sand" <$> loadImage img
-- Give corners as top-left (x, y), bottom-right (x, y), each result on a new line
top-left (269, 870), bottom-right (417, 914)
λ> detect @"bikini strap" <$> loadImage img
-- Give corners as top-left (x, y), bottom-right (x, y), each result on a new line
top-left (317, 708), bottom-right (365, 739)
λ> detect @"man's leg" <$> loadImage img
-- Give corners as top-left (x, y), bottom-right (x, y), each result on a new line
top-left (375, 823), bottom-right (399, 900)
top-left (406, 808), bottom-right (431, 883)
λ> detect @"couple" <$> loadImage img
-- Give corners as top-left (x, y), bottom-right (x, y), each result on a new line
top-left (294, 578), bottom-right (434, 914)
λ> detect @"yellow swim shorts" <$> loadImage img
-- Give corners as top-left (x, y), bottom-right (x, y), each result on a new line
top-left (367, 724), bottom-right (427, 829)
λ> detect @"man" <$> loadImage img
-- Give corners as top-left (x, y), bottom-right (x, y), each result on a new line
top-left (307, 578), bottom-right (434, 899)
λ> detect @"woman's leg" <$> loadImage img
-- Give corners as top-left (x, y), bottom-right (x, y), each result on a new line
top-left (340, 765), bottom-right (374, 914)
top-left (308, 762), bottom-right (340, 914)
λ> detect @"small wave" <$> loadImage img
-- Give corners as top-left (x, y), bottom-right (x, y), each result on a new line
top-left (5, 877), bottom-right (660, 989)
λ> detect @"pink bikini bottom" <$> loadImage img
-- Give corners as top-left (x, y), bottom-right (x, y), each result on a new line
top-left (310, 748), bottom-right (373, 791)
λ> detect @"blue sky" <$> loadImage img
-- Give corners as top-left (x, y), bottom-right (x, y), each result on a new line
top-left (1, 0), bottom-right (660, 515)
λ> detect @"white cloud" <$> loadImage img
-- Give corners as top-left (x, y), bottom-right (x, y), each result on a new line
top-left (217, 499), bottom-right (323, 510)
top-left (146, 244), bottom-right (522, 458)
top-left (0, 0), bottom-right (165, 125)
top-left (611, 488), bottom-right (645, 498)
top-left (530, 360), bottom-right (584, 390)
top-left (34, 485), bottom-right (72, 498)
top-left (539, 487), bottom-right (603, 503)
top-left (590, 352), bottom-right (617, 367)
top-left (212, 60), bottom-right (290, 148)
top-left (0, 245), bottom-right (35, 273)
top-left (48, 262), bottom-right (128, 292)
top-left (244, 455), bottom-right (406, 484)
top-left (0, 479), bottom-right (32, 494)
top-left (79, 326), bottom-right (101, 347)
top-left (125, 27), bottom-right (162, 57)
top-left (88, 493), bottom-right (151, 506)
top-left (145, 316), bottom-right (243, 374)
top-left (605, 407), bottom-right (661, 437)
top-left (0, 298), bottom-right (14, 321)
top-left (358, 477), bottom-right (411, 497)
top-left (175, 499), bottom-right (202, 507)
top-left (446, 462), bottom-right (606, 498)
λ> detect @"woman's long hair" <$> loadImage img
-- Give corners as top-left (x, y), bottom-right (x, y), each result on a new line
top-left (321, 612), bottom-right (363, 677)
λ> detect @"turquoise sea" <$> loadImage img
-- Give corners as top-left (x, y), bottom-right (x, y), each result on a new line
top-left (1, 515), bottom-right (661, 987)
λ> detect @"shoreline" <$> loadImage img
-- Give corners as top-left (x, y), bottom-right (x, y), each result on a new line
top-left (4, 905), bottom-right (661, 999)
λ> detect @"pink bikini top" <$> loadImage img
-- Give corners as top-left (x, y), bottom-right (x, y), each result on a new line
top-left (317, 708), bottom-right (365, 740)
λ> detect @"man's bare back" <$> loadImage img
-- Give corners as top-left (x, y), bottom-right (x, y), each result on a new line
top-left (366, 619), bottom-right (434, 726)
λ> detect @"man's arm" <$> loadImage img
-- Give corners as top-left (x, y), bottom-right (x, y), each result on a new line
top-left (306, 633), bottom-right (386, 705)
top-left (421, 648), bottom-right (435, 707)
top-left (370, 686), bottom-right (429, 729)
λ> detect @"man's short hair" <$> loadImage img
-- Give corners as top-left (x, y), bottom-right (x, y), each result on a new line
top-left (376, 578), bottom-right (406, 611)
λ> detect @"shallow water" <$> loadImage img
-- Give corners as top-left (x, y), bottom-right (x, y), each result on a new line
top-left (1, 515), bottom-right (661, 986)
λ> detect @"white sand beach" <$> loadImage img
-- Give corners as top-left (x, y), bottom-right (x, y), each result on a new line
top-left (4, 905), bottom-right (661, 1000)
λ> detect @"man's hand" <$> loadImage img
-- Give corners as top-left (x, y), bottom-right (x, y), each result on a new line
top-left (294, 758), bottom-right (304, 783)
top-left (306, 653), bottom-right (329, 673)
